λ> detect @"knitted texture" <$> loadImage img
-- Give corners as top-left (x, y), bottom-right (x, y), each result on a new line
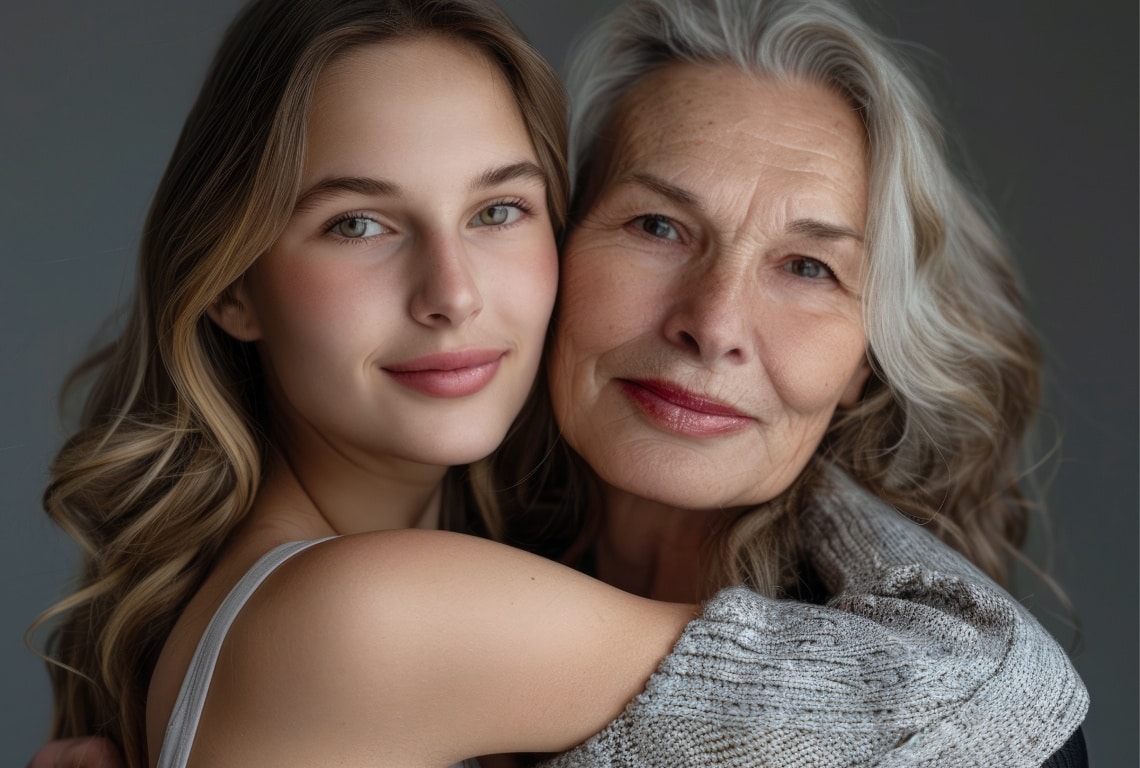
top-left (1040, 727), bottom-right (1087, 768)
top-left (541, 466), bottom-right (1088, 767)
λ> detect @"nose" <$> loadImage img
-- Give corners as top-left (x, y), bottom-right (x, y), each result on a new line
top-left (662, 254), bottom-right (752, 365)
top-left (408, 232), bottom-right (483, 327)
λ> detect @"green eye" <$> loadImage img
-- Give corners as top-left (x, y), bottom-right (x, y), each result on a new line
top-left (330, 216), bottom-right (384, 239)
top-left (481, 206), bottom-right (508, 225)
top-left (472, 204), bottom-right (524, 227)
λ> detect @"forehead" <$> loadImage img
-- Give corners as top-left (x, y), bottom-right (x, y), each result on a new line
top-left (604, 63), bottom-right (868, 226)
top-left (304, 37), bottom-right (530, 175)
top-left (317, 35), bottom-right (504, 96)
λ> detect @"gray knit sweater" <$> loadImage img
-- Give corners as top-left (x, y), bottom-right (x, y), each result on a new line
top-left (542, 467), bottom-right (1088, 767)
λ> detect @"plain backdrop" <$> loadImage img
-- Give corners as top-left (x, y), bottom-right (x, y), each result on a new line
top-left (3, 0), bottom-right (1135, 764)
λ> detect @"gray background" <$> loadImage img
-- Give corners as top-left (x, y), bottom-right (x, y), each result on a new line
top-left (3, 0), bottom-right (1135, 764)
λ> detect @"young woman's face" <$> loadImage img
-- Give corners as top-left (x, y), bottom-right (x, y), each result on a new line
top-left (549, 65), bottom-right (871, 510)
top-left (223, 38), bottom-right (558, 469)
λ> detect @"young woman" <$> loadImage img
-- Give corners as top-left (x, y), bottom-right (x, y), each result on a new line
top-left (36, 1), bottom-right (696, 765)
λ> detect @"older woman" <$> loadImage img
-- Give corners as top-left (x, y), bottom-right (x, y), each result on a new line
top-left (30, 0), bottom-right (1086, 766)
top-left (490, 0), bottom-right (1088, 762)
top-left (537, 0), bottom-right (1043, 598)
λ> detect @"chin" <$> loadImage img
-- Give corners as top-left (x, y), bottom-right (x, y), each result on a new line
top-left (597, 463), bottom-right (758, 511)
top-left (414, 430), bottom-right (509, 468)
top-left (592, 441), bottom-right (804, 512)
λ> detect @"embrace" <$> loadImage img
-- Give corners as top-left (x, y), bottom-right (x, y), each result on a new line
top-left (31, 1), bottom-right (1087, 766)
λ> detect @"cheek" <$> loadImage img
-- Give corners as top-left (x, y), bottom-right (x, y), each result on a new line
top-left (251, 257), bottom-right (389, 371)
top-left (490, 236), bottom-right (560, 348)
top-left (528, 239), bottom-right (561, 322)
top-left (763, 310), bottom-right (867, 414)
top-left (279, 274), bottom-right (355, 324)
top-left (547, 255), bottom-right (615, 439)
top-left (555, 246), bottom-right (659, 361)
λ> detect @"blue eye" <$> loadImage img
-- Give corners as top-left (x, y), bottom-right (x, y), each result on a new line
top-left (785, 257), bottom-right (834, 280)
top-left (635, 214), bottom-right (681, 241)
top-left (470, 202), bottom-right (527, 228)
top-left (329, 216), bottom-right (386, 239)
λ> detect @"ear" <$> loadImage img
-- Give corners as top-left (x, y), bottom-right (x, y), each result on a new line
top-left (838, 355), bottom-right (873, 408)
top-left (206, 278), bottom-right (262, 342)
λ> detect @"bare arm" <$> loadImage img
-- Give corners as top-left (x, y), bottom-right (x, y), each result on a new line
top-left (26, 738), bottom-right (123, 768)
top-left (188, 530), bottom-right (694, 767)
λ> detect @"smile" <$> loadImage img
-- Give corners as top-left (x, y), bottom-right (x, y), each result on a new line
top-left (618, 379), bottom-right (753, 437)
top-left (383, 349), bottom-right (506, 398)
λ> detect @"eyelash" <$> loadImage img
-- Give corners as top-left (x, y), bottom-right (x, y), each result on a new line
top-left (627, 213), bottom-right (684, 243)
top-left (323, 211), bottom-right (386, 243)
top-left (321, 197), bottom-right (535, 244)
top-left (473, 197), bottom-right (534, 229)
top-left (784, 256), bottom-right (837, 281)
top-left (627, 212), bottom-right (839, 283)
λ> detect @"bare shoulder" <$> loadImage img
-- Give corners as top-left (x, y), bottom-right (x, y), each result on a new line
top-left (188, 531), bottom-right (694, 767)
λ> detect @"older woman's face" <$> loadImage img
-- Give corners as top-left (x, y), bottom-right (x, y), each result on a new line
top-left (549, 64), bottom-right (871, 510)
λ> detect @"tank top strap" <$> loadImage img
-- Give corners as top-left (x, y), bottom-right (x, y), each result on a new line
top-left (156, 538), bottom-right (333, 768)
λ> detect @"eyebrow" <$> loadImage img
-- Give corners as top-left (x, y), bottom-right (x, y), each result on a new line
top-left (293, 161), bottom-right (547, 214)
top-left (786, 218), bottom-right (864, 243)
top-left (627, 172), bottom-right (862, 243)
top-left (626, 172), bottom-right (704, 211)
top-left (294, 176), bottom-right (400, 213)
top-left (471, 161), bottom-right (548, 192)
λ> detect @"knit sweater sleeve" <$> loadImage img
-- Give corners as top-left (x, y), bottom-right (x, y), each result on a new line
top-left (539, 467), bottom-right (1088, 768)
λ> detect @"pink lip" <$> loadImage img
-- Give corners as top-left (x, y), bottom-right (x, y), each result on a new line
top-left (384, 349), bottom-right (506, 398)
top-left (618, 379), bottom-right (753, 436)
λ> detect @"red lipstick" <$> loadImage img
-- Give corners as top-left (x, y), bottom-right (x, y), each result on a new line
top-left (618, 379), bottom-right (753, 436)
top-left (384, 349), bottom-right (505, 398)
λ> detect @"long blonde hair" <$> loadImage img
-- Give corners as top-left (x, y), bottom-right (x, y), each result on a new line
top-left (542, 0), bottom-right (1042, 596)
top-left (33, 1), bottom-right (567, 764)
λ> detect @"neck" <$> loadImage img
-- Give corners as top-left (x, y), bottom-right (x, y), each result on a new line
top-left (280, 446), bottom-right (447, 535)
top-left (594, 484), bottom-right (727, 603)
top-left (255, 414), bottom-right (450, 538)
